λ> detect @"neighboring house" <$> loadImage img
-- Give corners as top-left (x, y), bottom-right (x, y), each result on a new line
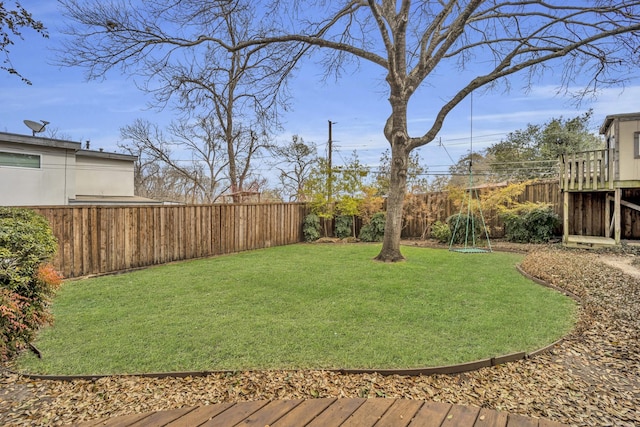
top-left (0, 132), bottom-right (160, 206)
top-left (560, 112), bottom-right (640, 246)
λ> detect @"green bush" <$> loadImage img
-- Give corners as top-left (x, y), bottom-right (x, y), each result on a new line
top-left (430, 221), bottom-right (451, 243)
top-left (335, 215), bottom-right (352, 239)
top-left (303, 213), bottom-right (321, 242)
top-left (0, 207), bottom-right (61, 360)
top-left (447, 213), bottom-right (487, 245)
top-left (359, 212), bottom-right (385, 242)
top-left (502, 205), bottom-right (559, 243)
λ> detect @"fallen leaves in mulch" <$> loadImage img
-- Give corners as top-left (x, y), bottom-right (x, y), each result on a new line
top-left (1, 246), bottom-right (639, 426)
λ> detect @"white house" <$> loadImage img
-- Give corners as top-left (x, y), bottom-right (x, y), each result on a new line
top-left (0, 132), bottom-right (159, 206)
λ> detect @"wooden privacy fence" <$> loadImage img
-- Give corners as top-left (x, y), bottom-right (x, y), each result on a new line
top-left (28, 181), bottom-right (563, 279)
top-left (32, 203), bottom-right (308, 279)
top-left (401, 181), bottom-right (562, 238)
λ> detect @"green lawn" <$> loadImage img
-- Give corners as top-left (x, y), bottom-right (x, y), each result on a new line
top-left (17, 244), bottom-right (576, 375)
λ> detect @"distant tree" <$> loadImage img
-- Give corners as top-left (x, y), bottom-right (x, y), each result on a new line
top-left (486, 111), bottom-right (602, 181)
top-left (270, 135), bottom-right (318, 202)
top-left (43, 128), bottom-right (74, 142)
top-left (303, 151), bottom-right (371, 236)
top-left (61, 0), bottom-right (305, 202)
top-left (303, 157), bottom-right (333, 236)
top-left (60, 0), bottom-right (640, 261)
top-left (447, 152), bottom-right (496, 188)
top-left (334, 151), bottom-right (370, 237)
top-left (120, 117), bottom-right (247, 203)
top-left (0, 2), bottom-right (47, 84)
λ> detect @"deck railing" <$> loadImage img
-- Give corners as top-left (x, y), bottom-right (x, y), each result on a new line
top-left (560, 149), bottom-right (613, 191)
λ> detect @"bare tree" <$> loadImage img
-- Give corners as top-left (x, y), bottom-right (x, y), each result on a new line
top-left (1, 2), bottom-right (47, 84)
top-left (120, 117), bottom-right (233, 203)
top-left (60, 1), bottom-right (640, 261)
top-left (60, 0), bottom-right (304, 202)
top-left (270, 135), bottom-right (318, 201)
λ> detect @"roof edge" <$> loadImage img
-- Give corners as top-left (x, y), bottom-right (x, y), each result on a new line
top-left (0, 131), bottom-right (81, 150)
top-left (599, 112), bottom-right (640, 134)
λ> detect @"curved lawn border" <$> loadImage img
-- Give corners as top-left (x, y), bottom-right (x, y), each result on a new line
top-left (12, 261), bottom-right (580, 382)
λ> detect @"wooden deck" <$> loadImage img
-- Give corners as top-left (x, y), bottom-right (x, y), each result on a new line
top-left (79, 398), bottom-right (567, 426)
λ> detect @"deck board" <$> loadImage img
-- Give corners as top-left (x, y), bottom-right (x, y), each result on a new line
top-left (408, 401), bottom-right (452, 426)
top-left (341, 398), bottom-right (396, 426)
top-left (127, 407), bottom-right (196, 427)
top-left (164, 402), bottom-right (234, 426)
top-left (375, 399), bottom-right (424, 427)
top-left (237, 399), bottom-right (304, 425)
top-left (78, 398), bottom-right (568, 427)
top-left (474, 407), bottom-right (508, 426)
top-left (441, 404), bottom-right (481, 426)
top-left (506, 413), bottom-right (539, 427)
top-left (200, 400), bottom-right (268, 426)
top-left (305, 397), bottom-right (365, 426)
top-left (270, 398), bottom-right (336, 427)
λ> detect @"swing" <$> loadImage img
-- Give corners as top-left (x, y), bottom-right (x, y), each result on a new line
top-left (448, 159), bottom-right (492, 253)
top-left (448, 92), bottom-right (492, 253)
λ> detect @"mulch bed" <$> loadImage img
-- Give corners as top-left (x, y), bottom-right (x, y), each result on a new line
top-left (1, 243), bottom-right (639, 426)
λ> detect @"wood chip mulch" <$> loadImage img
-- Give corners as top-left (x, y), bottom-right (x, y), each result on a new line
top-left (1, 245), bottom-right (639, 426)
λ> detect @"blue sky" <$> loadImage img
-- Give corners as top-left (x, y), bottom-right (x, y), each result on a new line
top-left (2, 1), bottom-right (640, 183)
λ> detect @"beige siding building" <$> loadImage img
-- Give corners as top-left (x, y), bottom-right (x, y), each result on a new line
top-left (0, 132), bottom-right (157, 206)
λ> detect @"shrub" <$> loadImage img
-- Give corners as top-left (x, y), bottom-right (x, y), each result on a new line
top-left (303, 213), bottom-right (321, 242)
top-left (359, 212), bottom-right (385, 242)
top-left (430, 221), bottom-right (451, 243)
top-left (0, 207), bottom-right (61, 360)
top-left (447, 213), bottom-right (488, 245)
top-left (502, 204), bottom-right (559, 243)
top-left (334, 215), bottom-right (352, 239)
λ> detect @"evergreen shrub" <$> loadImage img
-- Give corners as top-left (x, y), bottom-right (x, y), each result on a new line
top-left (303, 213), bottom-right (321, 242)
top-left (502, 204), bottom-right (559, 243)
top-left (359, 212), bottom-right (385, 242)
top-left (430, 221), bottom-right (451, 243)
top-left (0, 208), bottom-right (61, 360)
top-left (334, 215), bottom-right (352, 239)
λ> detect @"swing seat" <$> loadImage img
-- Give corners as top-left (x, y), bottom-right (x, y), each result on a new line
top-left (449, 247), bottom-right (491, 253)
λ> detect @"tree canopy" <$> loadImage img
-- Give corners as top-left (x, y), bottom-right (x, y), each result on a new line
top-left (446, 110), bottom-right (603, 184)
top-left (486, 110), bottom-right (603, 181)
top-left (59, 0), bottom-right (640, 261)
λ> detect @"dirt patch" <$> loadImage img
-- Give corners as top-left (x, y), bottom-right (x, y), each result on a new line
top-left (1, 244), bottom-right (639, 426)
top-left (598, 254), bottom-right (640, 280)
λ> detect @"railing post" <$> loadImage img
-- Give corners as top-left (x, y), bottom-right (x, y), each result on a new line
top-left (584, 151), bottom-right (591, 190)
top-left (608, 144), bottom-right (614, 189)
top-left (577, 153), bottom-right (583, 191)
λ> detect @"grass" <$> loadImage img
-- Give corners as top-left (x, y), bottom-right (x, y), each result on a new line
top-left (17, 244), bottom-right (577, 375)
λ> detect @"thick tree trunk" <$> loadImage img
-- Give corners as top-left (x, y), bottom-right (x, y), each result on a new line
top-left (375, 143), bottom-right (409, 262)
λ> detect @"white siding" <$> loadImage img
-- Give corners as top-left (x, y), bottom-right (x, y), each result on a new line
top-left (0, 142), bottom-right (75, 206)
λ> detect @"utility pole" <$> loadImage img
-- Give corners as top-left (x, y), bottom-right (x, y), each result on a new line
top-left (328, 120), bottom-right (334, 204)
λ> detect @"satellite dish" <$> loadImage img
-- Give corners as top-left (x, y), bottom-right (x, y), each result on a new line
top-left (23, 119), bottom-right (50, 136)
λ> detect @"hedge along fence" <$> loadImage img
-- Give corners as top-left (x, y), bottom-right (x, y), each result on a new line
top-left (31, 203), bottom-right (309, 279)
top-left (401, 181), bottom-right (562, 239)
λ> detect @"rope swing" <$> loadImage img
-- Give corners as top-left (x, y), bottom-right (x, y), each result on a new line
top-left (449, 92), bottom-right (492, 253)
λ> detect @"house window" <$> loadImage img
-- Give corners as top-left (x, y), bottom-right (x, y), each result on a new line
top-left (0, 151), bottom-right (41, 168)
